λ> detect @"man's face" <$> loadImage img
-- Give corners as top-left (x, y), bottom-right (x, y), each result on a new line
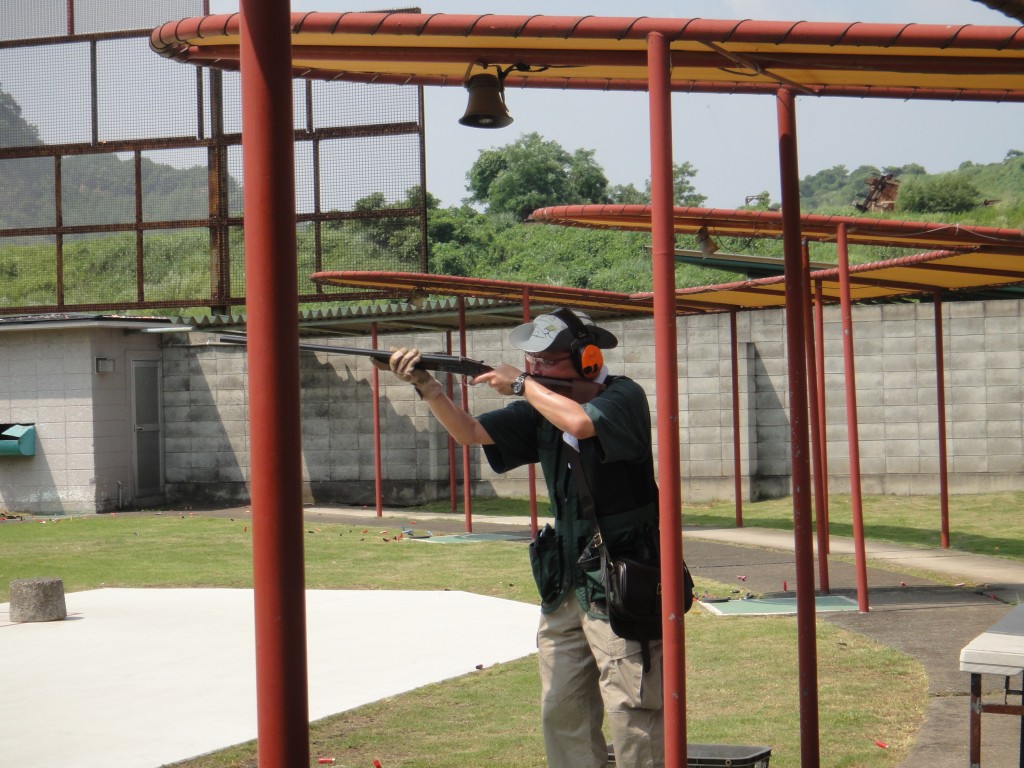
top-left (525, 351), bottom-right (576, 379)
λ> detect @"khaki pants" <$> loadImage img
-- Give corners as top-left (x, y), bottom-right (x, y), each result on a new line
top-left (538, 596), bottom-right (664, 768)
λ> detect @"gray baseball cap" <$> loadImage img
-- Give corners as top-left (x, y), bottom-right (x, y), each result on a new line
top-left (509, 309), bottom-right (618, 353)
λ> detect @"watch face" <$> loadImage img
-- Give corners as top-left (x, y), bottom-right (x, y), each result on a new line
top-left (512, 373), bottom-right (526, 395)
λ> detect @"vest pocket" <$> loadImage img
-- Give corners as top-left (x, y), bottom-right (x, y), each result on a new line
top-left (529, 524), bottom-right (564, 608)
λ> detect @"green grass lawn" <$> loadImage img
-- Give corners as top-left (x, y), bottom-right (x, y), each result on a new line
top-left (7, 493), bottom-right (999, 767)
top-left (680, 491), bottom-right (1024, 561)
top-left (421, 490), bottom-right (1024, 562)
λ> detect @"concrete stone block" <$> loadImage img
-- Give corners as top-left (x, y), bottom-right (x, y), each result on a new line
top-left (987, 418), bottom-right (1023, 438)
top-left (10, 578), bottom-right (67, 622)
top-left (951, 454), bottom-right (988, 473)
top-left (989, 454), bottom-right (1024, 474)
top-left (989, 385), bottom-right (1024, 405)
top-left (950, 402), bottom-right (988, 423)
top-left (883, 334), bottom-right (918, 364)
top-left (986, 437), bottom-right (1024, 457)
top-left (885, 456), bottom-right (921, 474)
top-left (951, 437), bottom-right (990, 457)
top-left (882, 388), bottom-right (919, 408)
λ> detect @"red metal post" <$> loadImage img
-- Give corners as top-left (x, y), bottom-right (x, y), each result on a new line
top-left (523, 288), bottom-right (539, 537)
top-left (933, 292), bottom-right (951, 548)
top-left (445, 331), bottom-right (458, 514)
top-left (648, 31), bottom-right (687, 768)
top-left (802, 251), bottom-right (829, 594)
top-left (776, 87), bottom-right (820, 768)
top-left (837, 224), bottom-right (870, 612)
top-left (458, 296), bottom-right (472, 532)
top-left (372, 322), bottom-right (383, 517)
top-left (730, 310), bottom-right (743, 527)
top-left (814, 279), bottom-right (830, 553)
top-left (969, 672), bottom-right (982, 767)
top-left (239, 1), bottom-right (310, 766)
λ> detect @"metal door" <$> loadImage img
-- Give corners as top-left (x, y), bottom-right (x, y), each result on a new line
top-left (130, 359), bottom-right (163, 500)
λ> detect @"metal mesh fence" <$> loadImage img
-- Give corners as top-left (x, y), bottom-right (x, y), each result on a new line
top-left (0, 0), bottom-right (427, 315)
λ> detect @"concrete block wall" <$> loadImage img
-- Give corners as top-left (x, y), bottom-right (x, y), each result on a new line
top-left (0, 326), bottom-right (160, 514)
top-left (159, 297), bottom-right (1024, 508)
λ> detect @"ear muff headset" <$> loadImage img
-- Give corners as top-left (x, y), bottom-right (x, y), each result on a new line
top-left (552, 308), bottom-right (604, 380)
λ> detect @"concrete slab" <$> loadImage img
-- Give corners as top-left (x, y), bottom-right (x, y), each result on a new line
top-left (0, 588), bottom-right (539, 768)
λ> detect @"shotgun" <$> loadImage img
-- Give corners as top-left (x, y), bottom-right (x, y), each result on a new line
top-left (218, 334), bottom-right (605, 404)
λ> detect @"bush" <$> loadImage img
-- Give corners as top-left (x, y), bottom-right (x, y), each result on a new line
top-left (897, 176), bottom-right (982, 214)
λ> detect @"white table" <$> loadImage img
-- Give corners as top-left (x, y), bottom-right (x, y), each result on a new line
top-left (960, 603), bottom-right (1024, 767)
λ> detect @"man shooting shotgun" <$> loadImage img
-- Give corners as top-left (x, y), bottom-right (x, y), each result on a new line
top-left (373, 308), bottom-right (665, 768)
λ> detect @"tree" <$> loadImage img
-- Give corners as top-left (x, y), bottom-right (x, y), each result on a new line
top-left (881, 163), bottom-right (927, 178)
top-left (608, 162), bottom-right (707, 207)
top-left (465, 132), bottom-right (610, 219)
top-left (663, 161), bottom-right (707, 207)
top-left (323, 186), bottom-right (433, 271)
top-left (608, 182), bottom-right (647, 204)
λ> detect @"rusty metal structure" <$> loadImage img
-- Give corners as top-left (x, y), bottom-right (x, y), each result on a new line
top-left (854, 173), bottom-right (901, 212)
top-left (0, 0), bottom-right (426, 316)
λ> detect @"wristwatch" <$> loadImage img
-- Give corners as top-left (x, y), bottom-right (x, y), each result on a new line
top-left (511, 372), bottom-right (529, 396)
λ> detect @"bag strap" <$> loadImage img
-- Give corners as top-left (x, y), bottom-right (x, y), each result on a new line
top-left (563, 441), bottom-right (603, 539)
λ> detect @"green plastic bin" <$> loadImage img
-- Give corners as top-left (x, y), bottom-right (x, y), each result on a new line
top-left (0, 424), bottom-right (36, 456)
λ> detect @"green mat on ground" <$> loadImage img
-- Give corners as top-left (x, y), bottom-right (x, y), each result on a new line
top-left (698, 595), bottom-right (859, 616)
top-left (408, 531), bottom-right (532, 544)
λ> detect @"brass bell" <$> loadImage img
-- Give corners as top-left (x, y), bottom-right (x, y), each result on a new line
top-left (458, 73), bottom-right (513, 129)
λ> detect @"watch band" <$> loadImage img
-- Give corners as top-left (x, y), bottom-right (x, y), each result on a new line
top-left (511, 372), bottom-right (529, 396)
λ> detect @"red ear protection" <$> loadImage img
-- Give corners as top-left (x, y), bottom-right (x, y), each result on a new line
top-left (576, 343), bottom-right (604, 380)
top-left (552, 308), bottom-right (604, 380)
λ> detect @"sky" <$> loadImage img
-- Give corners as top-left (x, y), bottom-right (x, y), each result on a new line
top-left (206, 0), bottom-right (1024, 210)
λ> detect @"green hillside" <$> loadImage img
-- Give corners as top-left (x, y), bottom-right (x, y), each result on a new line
top-left (0, 85), bottom-right (238, 232)
top-left (2, 76), bottom-right (1023, 311)
top-left (799, 152), bottom-right (1024, 219)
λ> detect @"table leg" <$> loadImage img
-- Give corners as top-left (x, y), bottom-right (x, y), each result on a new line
top-left (971, 673), bottom-right (981, 768)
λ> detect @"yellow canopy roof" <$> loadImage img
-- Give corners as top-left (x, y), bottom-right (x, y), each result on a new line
top-left (152, 12), bottom-right (1024, 101)
top-left (533, 205), bottom-right (1024, 309)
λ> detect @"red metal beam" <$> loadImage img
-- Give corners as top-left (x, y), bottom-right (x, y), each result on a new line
top-left (458, 296), bottom-right (472, 533)
top-left (803, 247), bottom-right (829, 595)
top-left (198, 64), bottom-right (1024, 101)
top-left (521, 289), bottom-right (540, 538)
top-left (934, 293), bottom-right (952, 549)
top-left (372, 322), bottom-right (383, 517)
top-left (154, 12), bottom-right (1024, 53)
top-left (814, 280), bottom-right (830, 557)
top-left (533, 205), bottom-right (1024, 253)
top-left (239, 1), bottom-right (310, 765)
top-left (445, 331), bottom-right (458, 515)
top-left (189, 41), bottom-right (1024, 80)
top-left (730, 310), bottom-right (743, 527)
top-left (837, 224), bottom-right (870, 613)
top-left (777, 87), bottom-right (820, 768)
top-left (648, 31), bottom-right (687, 768)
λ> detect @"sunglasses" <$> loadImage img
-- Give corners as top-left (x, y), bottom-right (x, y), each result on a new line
top-left (525, 353), bottom-right (571, 369)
